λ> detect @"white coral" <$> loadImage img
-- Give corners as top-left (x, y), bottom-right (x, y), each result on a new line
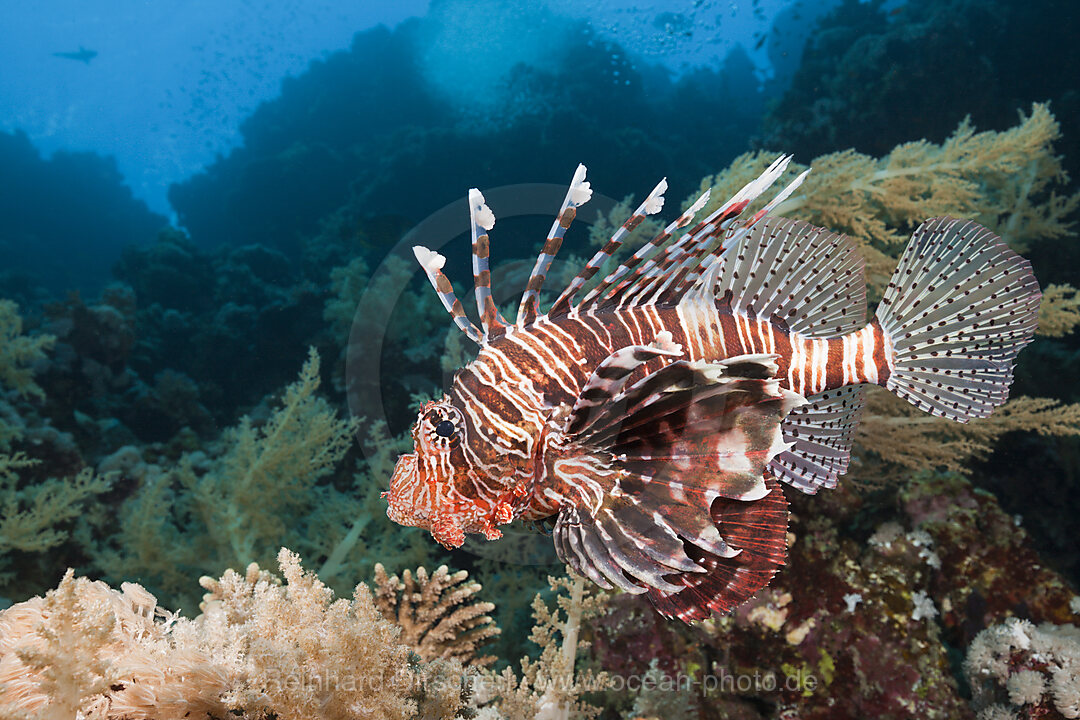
top-left (966, 619), bottom-right (1080, 719)
top-left (1005, 669), bottom-right (1045, 706)
top-left (911, 590), bottom-right (938, 622)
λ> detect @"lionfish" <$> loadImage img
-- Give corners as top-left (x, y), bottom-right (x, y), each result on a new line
top-left (384, 158), bottom-right (1040, 622)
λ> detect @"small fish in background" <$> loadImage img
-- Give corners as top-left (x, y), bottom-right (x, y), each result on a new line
top-left (52, 46), bottom-right (98, 64)
top-left (383, 158), bottom-right (1041, 622)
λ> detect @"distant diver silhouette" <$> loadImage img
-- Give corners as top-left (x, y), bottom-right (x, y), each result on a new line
top-left (52, 46), bottom-right (97, 64)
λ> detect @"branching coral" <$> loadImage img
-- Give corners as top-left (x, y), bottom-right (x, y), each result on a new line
top-left (586, 104), bottom-right (1078, 315)
top-left (480, 572), bottom-right (609, 720)
top-left (0, 456), bottom-right (111, 574)
top-left (1040, 283), bottom-right (1080, 338)
top-left (0, 300), bottom-right (55, 402)
top-left (192, 347), bottom-right (359, 565)
top-left (854, 388), bottom-right (1080, 482)
top-left (371, 563), bottom-right (500, 667)
top-left (705, 103), bottom-right (1078, 256)
top-left (0, 550), bottom-right (473, 720)
top-left (0, 301), bottom-right (109, 585)
top-left (0, 300), bottom-right (54, 450)
top-left (96, 348), bottom-right (363, 605)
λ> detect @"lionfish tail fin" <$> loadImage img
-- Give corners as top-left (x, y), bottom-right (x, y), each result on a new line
top-left (875, 217), bottom-right (1041, 421)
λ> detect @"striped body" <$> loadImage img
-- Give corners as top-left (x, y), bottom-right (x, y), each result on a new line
top-left (386, 160), bottom-right (1040, 621)
top-left (444, 302), bottom-right (889, 524)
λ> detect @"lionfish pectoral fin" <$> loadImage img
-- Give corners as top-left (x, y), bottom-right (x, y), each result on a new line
top-left (565, 330), bottom-right (684, 438)
top-left (552, 354), bottom-right (804, 621)
top-left (646, 473), bottom-right (791, 622)
top-left (569, 353), bottom-right (804, 501)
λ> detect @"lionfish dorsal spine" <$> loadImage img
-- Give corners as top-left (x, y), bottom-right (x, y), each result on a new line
top-left (517, 164), bottom-right (593, 326)
top-left (581, 187), bottom-right (711, 310)
top-left (611, 157), bottom-right (808, 309)
top-left (412, 246), bottom-right (484, 344)
top-left (468, 189), bottom-right (508, 339)
top-left (548, 177), bottom-right (668, 316)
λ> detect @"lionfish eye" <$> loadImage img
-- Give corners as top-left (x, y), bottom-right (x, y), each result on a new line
top-left (435, 419), bottom-right (456, 438)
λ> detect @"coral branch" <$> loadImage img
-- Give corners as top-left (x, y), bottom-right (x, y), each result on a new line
top-left (371, 563), bottom-right (500, 667)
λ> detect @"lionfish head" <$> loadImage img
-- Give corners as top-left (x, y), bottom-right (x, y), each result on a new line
top-left (385, 396), bottom-right (505, 549)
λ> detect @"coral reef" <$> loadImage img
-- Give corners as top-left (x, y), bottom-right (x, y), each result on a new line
top-left (1, 7), bottom-right (1078, 715)
top-left (0, 131), bottom-right (167, 298)
top-left (761, 0), bottom-right (1080, 183)
top-left (480, 574), bottom-right (610, 720)
top-left (965, 617), bottom-right (1080, 719)
top-left (93, 349), bottom-right (362, 606)
top-left (0, 301), bottom-right (54, 404)
top-left (579, 468), bottom-right (1080, 719)
top-left (110, 232), bottom-right (328, 423)
top-left (0, 549), bottom-right (471, 720)
top-left (0, 301), bottom-right (111, 591)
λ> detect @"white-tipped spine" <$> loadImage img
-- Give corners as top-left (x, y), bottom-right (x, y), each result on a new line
top-left (726, 154), bottom-right (791, 210)
top-left (686, 188), bottom-right (710, 216)
top-left (413, 245), bottom-right (446, 273)
top-left (759, 167), bottom-right (810, 215)
top-left (569, 163), bottom-right (593, 206)
top-left (469, 188), bottom-right (496, 230)
top-left (643, 178), bottom-right (667, 215)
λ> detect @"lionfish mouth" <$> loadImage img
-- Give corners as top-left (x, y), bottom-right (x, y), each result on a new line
top-left (384, 453), bottom-right (428, 529)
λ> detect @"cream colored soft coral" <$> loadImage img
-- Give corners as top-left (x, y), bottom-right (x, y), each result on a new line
top-left (0, 550), bottom-right (473, 720)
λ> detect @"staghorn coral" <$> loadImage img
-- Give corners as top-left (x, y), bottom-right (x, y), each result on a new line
top-left (372, 563), bottom-right (501, 667)
top-left (0, 549), bottom-right (473, 720)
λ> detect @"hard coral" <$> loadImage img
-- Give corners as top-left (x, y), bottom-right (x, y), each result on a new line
top-left (372, 563), bottom-right (501, 668)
